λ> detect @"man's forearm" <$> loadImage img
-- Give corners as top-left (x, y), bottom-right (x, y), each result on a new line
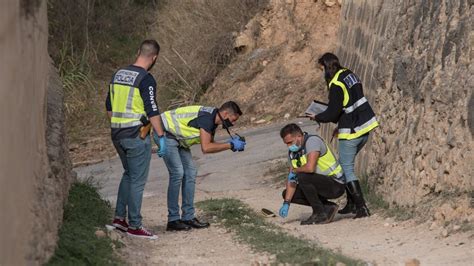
top-left (149, 115), bottom-right (164, 136)
top-left (284, 182), bottom-right (297, 202)
top-left (201, 142), bottom-right (231, 154)
top-left (293, 165), bottom-right (314, 174)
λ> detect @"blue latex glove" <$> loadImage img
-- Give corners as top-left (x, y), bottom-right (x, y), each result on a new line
top-left (158, 137), bottom-right (167, 157)
top-left (228, 137), bottom-right (246, 152)
top-left (287, 171), bottom-right (297, 183)
top-left (153, 134), bottom-right (167, 157)
top-left (279, 202), bottom-right (290, 218)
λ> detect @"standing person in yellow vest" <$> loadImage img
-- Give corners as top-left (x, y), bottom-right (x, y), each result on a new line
top-left (310, 52), bottom-right (379, 219)
top-left (160, 101), bottom-right (245, 231)
top-left (105, 40), bottom-right (166, 239)
top-left (278, 123), bottom-right (345, 225)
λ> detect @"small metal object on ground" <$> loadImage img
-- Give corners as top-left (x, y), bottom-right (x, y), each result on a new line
top-left (261, 208), bottom-right (276, 217)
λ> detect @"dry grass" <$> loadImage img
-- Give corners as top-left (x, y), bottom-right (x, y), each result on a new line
top-left (153, 0), bottom-right (268, 109)
top-left (48, 0), bottom-right (268, 164)
top-left (49, 0), bottom-right (159, 144)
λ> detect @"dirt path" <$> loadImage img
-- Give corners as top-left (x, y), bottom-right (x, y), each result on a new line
top-left (76, 120), bottom-right (473, 265)
top-left (115, 198), bottom-right (274, 265)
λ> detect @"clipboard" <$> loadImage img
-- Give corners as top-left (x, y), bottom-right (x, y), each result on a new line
top-left (298, 100), bottom-right (328, 118)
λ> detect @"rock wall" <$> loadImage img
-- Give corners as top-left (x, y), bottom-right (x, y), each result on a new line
top-left (0, 0), bottom-right (73, 264)
top-left (206, 0), bottom-right (472, 222)
top-left (337, 0), bottom-right (473, 220)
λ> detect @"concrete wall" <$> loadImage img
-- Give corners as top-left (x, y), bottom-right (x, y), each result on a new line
top-left (336, 0), bottom-right (473, 216)
top-left (0, 0), bottom-right (73, 264)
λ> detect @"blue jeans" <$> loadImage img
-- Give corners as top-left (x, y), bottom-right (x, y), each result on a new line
top-left (162, 137), bottom-right (197, 222)
top-left (338, 134), bottom-right (369, 183)
top-left (113, 135), bottom-right (151, 229)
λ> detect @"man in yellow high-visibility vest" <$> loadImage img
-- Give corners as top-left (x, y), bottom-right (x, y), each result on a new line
top-left (279, 123), bottom-right (345, 225)
top-left (159, 101), bottom-right (246, 231)
top-left (105, 40), bottom-right (166, 239)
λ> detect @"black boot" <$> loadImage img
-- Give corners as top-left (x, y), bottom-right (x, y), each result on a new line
top-left (301, 212), bottom-right (328, 225)
top-left (346, 180), bottom-right (370, 219)
top-left (324, 204), bottom-right (339, 223)
top-left (338, 187), bottom-right (356, 214)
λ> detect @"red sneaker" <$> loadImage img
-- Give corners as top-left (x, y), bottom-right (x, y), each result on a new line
top-left (127, 227), bottom-right (158, 240)
top-left (112, 218), bottom-right (128, 232)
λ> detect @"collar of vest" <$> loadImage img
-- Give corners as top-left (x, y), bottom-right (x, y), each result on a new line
top-left (289, 132), bottom-right (328, 158)
top-left (329, 69), bottom-right (347, 86)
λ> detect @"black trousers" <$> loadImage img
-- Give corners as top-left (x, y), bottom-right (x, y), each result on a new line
top-left (282, 173), bottom-right (345, 213)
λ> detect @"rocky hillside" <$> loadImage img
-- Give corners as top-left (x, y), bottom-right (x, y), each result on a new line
top-left (205, 0), bottom-right (341, 124)
top-left (205, 0), bottom-right (473, 222)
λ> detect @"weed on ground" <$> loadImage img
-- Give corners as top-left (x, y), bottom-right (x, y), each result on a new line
top-left (47, 181), bottom-right (122, 265)
top-left (197, 198), bottom-right (364, 265)
top-left (360, 178), bottom-right (415, 221)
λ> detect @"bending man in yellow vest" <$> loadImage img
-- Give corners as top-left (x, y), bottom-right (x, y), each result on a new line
top-left (159, 101), bottom-right (245, 231)
top-left (279, 123), bottom-right (345, 225)
top-left (105, 40), bottom-right (166, 239)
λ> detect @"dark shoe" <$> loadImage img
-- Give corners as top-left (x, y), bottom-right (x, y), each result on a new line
top-left (166, 220), bottom-right (192, 231)
top-left (353, 205), bottom-right (371, 219)
top-left (127, 226), bottom-right (158, 239)
top-left (338, 188), bottom-right (356, 214)
top-left (324, 204), bottom-right (339, 223)
top-left (347, 180), bottom-right (371, 219)
top-left (300, 213), bottom-right (328, 225)
top-left (112, 218), bottom-right (129, 232)
top-left (182, 218), bottom-right (210, 229)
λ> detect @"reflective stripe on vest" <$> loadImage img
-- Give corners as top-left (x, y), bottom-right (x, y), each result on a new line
top-left (329, 69), bottom-right (378, 140)
top-left (338, 117), bottom-right (379, 139)
top-left (110, 120), bottom-right (143, 128)
top-left (290, 136), bottom-right (344, 182)
top-left (112, 112), bottom-right (143, 119)
top-left (344, 96), bottom-right (367, 114)
top-left (161, 106), bottom-right (205, 148)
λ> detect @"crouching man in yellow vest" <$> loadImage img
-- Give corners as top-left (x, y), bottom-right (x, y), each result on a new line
top-left (158, 101), bottom-right (245, 231)
top-left (279, 123), bottom-right (345, 225)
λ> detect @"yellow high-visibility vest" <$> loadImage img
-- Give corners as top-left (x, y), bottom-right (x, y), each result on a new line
top-left (161, 105), bottom-right (213, 148)
top-left (109, 67), bottom-right (147, 128)
top-left (289, 134), bottom-right (344, 182)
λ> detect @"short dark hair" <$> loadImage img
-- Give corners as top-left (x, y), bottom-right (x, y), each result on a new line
top-left (317, 52), bottom-right (343, 83)
top-left (219, 101), bottom-right (242, 116)
top-left (138, 39), bottom-right (160, 57)
top-left (280, 123), bottom-right (303, 139)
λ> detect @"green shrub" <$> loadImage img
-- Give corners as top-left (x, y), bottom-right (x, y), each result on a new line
top-left (47, 181), bottom-right (121, 265)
